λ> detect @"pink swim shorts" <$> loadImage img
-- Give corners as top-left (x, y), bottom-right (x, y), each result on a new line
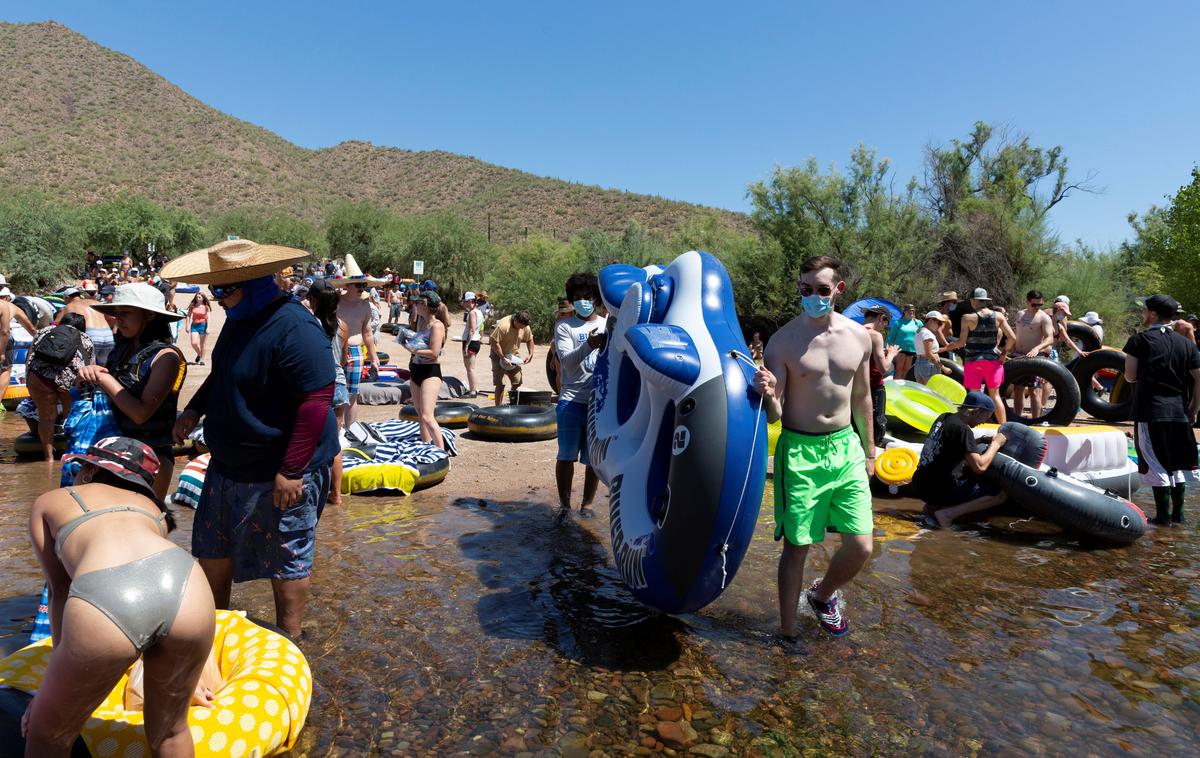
top-left (963, 359), bottom-right (1004, 390)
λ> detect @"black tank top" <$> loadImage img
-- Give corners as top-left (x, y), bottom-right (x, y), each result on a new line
top-left (107, 340), bottom-right (184, 449)
top-left (965, 312), bottom-right (999, 362)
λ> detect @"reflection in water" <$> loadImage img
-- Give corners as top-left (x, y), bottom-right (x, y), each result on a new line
top-left (456, 497), bottom-right (684, 670)
top-left (0, 406), bottom-right (1197, 756)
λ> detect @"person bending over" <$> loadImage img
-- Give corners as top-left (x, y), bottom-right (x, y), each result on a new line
top-left (913, 391), bottom-right (1009, 528)
top-left (24, 438), bottom-right (214, 757)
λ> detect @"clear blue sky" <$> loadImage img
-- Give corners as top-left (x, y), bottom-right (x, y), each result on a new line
top-left (5, 1), bottom-right (1198, 247)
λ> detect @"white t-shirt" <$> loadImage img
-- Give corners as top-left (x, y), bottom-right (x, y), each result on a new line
top-left (915, 327), bottom-right (938, 360)
top-left (555, 315), bottom-right (608, 403)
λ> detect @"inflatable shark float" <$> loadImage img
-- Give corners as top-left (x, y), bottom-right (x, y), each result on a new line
top-left (588, 250), bottom-right (766, 613)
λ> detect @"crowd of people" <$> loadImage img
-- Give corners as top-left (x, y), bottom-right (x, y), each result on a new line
top-left (4, 242), bottom-right (1199, 748)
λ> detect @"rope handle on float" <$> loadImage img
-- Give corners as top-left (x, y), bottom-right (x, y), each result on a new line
top-left (718, 349), bottom-right (766, 589)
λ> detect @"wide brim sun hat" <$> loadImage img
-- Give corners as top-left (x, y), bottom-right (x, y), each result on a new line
top-left (160, 239), bottom-right (310, 286)
top-left (91, 282), bottom-right (185, 321)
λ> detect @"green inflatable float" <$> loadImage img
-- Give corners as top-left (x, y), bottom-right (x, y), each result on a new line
top-left (884, 378), bottom-right (962, 434)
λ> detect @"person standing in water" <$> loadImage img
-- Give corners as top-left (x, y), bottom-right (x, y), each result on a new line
top-left (80, 283), bottom-right (186, 500)
top-left (554, 273), bottom-right (607, 522)
top-left (754, 256), bottom-right (875, 643)
top-left (1124, 294), bottom-right (1200, 525)
top-left (165, 239), bottom-right (337, 640)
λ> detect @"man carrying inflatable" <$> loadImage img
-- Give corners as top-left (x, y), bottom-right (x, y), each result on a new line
top-left (754, 256), bottom-right (875, 642)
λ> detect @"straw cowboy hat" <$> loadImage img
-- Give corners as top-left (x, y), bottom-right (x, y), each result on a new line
top-left (91, 282), bottom-right (185, 321)
top-left (160, 239), bottom-right (309, 286)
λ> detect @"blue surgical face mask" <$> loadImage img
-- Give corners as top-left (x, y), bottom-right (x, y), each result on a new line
top-left (573, 299), bottom-right (595, 318)
top-left (801, 294), bottom-right (834, 318)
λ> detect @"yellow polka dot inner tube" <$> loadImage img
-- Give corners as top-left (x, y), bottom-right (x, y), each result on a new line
top-left (767, 420), bottom-right (781, 458)
top-left (0, 610), bottom-right (312, 757)
top-left (875, 446), bottom-right (918, 485)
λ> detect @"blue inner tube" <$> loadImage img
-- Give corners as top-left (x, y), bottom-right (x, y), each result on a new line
top-left (843, 297), bottom-right (902, 324)
top-left (590, 252), bottom-right (766, 614)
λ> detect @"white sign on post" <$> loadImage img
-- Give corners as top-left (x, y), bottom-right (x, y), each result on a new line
top-left (413, 260), bottom-right (425, 276)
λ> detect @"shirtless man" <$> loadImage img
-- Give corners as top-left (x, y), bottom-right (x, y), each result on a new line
top-left (754, 256), bottom-right (875, 643)
top-left (60, 287), bottom-right (115, 366)
top-left (337, 282), bottom-right (380, 428)
top-left (0, 291), bottom-right (37, 392)
top-left (1009, 290), bottom-right (1055, 419)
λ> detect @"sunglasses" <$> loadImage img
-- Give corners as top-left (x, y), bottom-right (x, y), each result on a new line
top-left (799, 285), bottom-right (835, 297)
top-left (209, 282), bottom-right (245, 300)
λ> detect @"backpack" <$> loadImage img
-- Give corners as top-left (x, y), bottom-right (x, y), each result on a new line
top-left (32, 324), bottom-right (83, 366)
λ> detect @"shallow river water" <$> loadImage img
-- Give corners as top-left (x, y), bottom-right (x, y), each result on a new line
top-left (1, 413), bottom-right (1198, 756)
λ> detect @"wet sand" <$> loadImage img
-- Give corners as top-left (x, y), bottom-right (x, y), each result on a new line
top-left (1, 298), bottom-right (1198, 756)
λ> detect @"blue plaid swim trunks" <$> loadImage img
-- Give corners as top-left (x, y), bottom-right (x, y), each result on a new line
top-left (192, 464), bottom-right (332, 582)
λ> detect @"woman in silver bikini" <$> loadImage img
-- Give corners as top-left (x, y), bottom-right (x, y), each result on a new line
top-left (24, 437), bottom-right (215, 757)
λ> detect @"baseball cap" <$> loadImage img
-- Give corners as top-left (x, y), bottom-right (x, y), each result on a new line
top-left (99, 284), bottom-right (116, 297)
top-left (418, 291), bottom-right (442, 307)
top-left (1139, 294), bottom-right (1182, 319)
top-left (420, 279), bottom-right (438, 292)
top-left (959, 391), bottom-right (995, 413)
top-left (61, 286), bottom-right (82, 298)
top-left (1054, 295), bottom-right (1070, 305)
top-left (971, 288), bottom-right (991, 301)
top-left (462, 290), bottom-right (477, 302)
top-left (62, 436), bottom-right (161, 500)
top-left (923, 310), bottom-right (949, 323)
top-left (0, 287), bottom-right (11, 299)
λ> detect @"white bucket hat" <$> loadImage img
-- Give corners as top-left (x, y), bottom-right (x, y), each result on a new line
top-left (91, 282), bottom-right (184, 321)
top-left (1081, 311), bottom-right (1102, 325)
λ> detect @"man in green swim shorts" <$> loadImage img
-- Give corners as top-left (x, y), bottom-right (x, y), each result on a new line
top-left (754, 255), bottom-right (875, 643)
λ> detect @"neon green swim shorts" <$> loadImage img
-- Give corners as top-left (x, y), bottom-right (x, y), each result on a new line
top-left (773, 426), bottom-right (874, 546)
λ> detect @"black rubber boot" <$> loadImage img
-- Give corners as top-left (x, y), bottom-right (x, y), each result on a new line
top-left (1150, 487), bottom-right (1171, 526)
top-left (1171, 483), bottom-right (1186, 524)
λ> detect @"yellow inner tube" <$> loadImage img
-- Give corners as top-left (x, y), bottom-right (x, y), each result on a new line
top-left (875, 447), bottom-right (918, 485)
top-left (884, 379), bottom-right (956, 434)
top-left (0, 610), bottom-right (312, 757)
top-left (767, 420), bottom-right (781, 458)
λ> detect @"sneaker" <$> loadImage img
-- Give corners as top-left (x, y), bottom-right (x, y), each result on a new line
top-left (579, 506), bottom-right (596, 519)
top-left (806, 583), bottom-right (849, 637)
top-left (554, 506), bottom-right (571, 526)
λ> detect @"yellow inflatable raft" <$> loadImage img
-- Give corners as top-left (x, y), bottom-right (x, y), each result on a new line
top-left (0, 610), bottom-right (311, 757)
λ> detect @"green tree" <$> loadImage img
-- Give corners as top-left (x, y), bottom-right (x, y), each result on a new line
top-left (672, 214), bottom-right (790, 333)
top-left (922, 122), bottom-right (1094, 303)
top-left (325, 202), bottom-right (389, 269)
top-left (748, 146), bottom-right (935, 308)
top-left (483, 235), bottom-right (587, 340)
top-left (0, 190), bottom-right (84, 291)
top-left (84, 195), bottom-right (177, 261)
top-left (211, 208), bottom-right (324, 257)
top-left (1122, 168), bottom-right (1200, 310)
top-left (1033, 243), bottom-right (1135, 341)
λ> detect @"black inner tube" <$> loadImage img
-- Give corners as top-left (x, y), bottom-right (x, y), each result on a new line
top-left (1071, 349), bottom-right (1132, 423)
top-left (1066, 321), bottom-right (1102, 354)
top-left (998, 357), bottom-right (1081, 427)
